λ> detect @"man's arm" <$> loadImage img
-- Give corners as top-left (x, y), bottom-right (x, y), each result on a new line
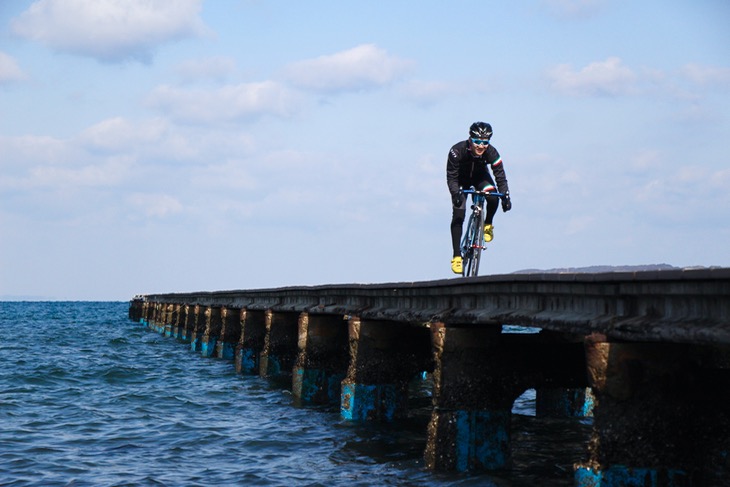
top-left (446, 146), bottom-right (462, 196)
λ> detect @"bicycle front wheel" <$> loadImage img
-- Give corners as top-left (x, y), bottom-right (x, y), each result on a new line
top-left (462, 212), bottom-right (484, 277)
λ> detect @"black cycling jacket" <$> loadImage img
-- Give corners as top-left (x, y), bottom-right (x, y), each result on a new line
top-left (446, 140), bottom-right (509, 197)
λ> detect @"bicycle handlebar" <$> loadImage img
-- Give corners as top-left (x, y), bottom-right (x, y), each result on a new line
top-left (461, 188), bottom-right (506, 198)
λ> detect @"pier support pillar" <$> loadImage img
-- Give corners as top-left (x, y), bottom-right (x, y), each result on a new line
top-left (340, 317), bottom-right (431, 421)
top-left (292, 313), bottom-right (349, 405)
top-left (139, 301), bottom-right (150, 326)
top-left (214, 307), bottom-right (241, 360)
top-left (189, 305), bottom-right (205, 352)
top-left (235, 309), bottom-right (266, 375)
top-left (574, 338), bottom-right (721, 486)
top-left (163, 304), bottom-right (175, 337)
top-left (425, 323), bottom-right (525, 472)
top-left (129, 298), bottom-right (144, 322)
top-left (259, 310), bottom-right (299, 381)
top-left (179, 305), bottom-right (194, 343)
top-left (200, 306), bottom-right (222, 357)
top-left (170, 304), bottom-right (182, 339)
top-left (150, 303), bottom-right (164, 333)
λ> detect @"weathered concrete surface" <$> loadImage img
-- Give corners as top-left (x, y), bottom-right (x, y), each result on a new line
top-left (137, 268), bottom-right (730, 346)
top-left (341, 318), bottom-right (431, 421)
top-left (292, 313), bottom-right (349, 405)
top-left (579, 338), bottom-right (730, 485)
top-left (129, 268), bottom-right (730, 482)
top-left (234, 309), bottom-right (266, 375)
top-left (259, 311), bottom-right (299, 379)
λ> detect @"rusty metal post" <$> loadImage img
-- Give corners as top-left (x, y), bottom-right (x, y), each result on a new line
top-left (292, 313), bottom-right (349, 405)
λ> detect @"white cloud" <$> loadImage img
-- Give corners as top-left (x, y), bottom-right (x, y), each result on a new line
top-left (11, 0), bottom-right (207, 63)
top-left (547, 57), bottom-right (637, 96)
top-left (0, 135), bottom-right (78, 171)
top-left (79, 117), bottom-right (170, 152)
top-left (681, 63), bottom-right (730, 89)
top-left (0, 52), bottom-right (27, 83)
top-left (175, 56), bottom-right (236, 82)
top-left (147, 81), bottom-right (300, 123)
top-left (282, 44), bottom-right (414, 93)
top-left (127, 193), bottom-right (183, 218)
top-left (29, 158), bottom-right (132, 187)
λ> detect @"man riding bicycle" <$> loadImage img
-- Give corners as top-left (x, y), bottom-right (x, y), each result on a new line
top-left (447, 121), bottom-right (512, 274)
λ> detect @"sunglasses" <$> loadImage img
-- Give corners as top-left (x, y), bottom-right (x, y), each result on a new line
top-left (471, 138), bottom-right (490, 146)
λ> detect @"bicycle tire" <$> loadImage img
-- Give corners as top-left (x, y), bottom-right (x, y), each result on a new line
top-left (462, 211), bottom-right (484, 277)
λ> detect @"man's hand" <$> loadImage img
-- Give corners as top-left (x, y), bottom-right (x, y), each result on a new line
top-left (452, 193), bottom-right (463, 207)
top-left (501, 192), bottom-right (512, 212)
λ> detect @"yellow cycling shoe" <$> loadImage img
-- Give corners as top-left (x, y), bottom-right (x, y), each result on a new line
top-left (484, 224), bottom-right (494, 242)
top-left (451, 256), bottom-right (463, 274)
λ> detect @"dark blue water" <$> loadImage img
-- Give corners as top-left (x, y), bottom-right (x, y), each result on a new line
top-left (0, 302), bottom-right (589, 486)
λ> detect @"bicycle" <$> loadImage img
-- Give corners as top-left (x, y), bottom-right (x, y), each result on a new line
top-left (459, 187), bottom-right (505, 277)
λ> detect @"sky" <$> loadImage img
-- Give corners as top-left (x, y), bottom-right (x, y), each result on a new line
top-left (1, 0), bottom-right (729, 300)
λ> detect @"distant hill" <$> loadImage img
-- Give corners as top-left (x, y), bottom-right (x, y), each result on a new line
top-left (511, 264), bottom-right (683, 274)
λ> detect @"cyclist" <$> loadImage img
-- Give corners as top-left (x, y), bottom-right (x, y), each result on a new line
top-left (447, 121), bottom-right (512, 274)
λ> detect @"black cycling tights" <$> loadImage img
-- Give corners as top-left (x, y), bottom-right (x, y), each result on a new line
top-left (450, 195), bottom-right (499, 257)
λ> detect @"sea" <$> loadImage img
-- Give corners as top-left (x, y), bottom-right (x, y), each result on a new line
top-left (0, 301), bottom-right (590, 486)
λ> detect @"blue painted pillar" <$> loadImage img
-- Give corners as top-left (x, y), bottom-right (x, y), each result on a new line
top-left (234, 309), bottom-right (266, 375)
top-left (213, 307), bottom-right (240, 360)
top-left (340, 317), bottom-right (431, 421)
top-left (148, 303), bottom-right (162, 332)
top-left (170, 304), bottom-right (183, 339)
top-left (292, 313), bottom-right (348, 406)
top-left (189, 305), bottom-right (204, 352)
top-left (179, 305), bottom-right (193, 342)
top-left (138, 301), bottom-right (150, 326)
top-left (153, 303), bottom-right (167, 334)
top-left (156, 303), bottom-right (167, 333)
top-left (575, 340), bottom-right (703, 485)
top-left (536, 387), bottom-right (594, 417)
top-left (259, 310), bottom-right (299, 380)
top-left (163, 304), bottom-right (174, 337)
top-left (574, 465), bottom-right (689, 486)
top-left (425, 323), bottom-right (521, 472)
top-left (200, 306), bottom-right (222, 358)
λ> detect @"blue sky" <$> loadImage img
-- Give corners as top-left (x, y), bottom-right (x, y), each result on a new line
top-left (1, 0), bottom-right (728, 300)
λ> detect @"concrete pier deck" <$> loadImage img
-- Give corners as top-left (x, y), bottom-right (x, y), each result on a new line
top-left (129, 268), bottom-right (730, 486)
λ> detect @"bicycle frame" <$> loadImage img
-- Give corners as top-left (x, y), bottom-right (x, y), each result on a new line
top-left (459, 188), bottom-right (505, 277)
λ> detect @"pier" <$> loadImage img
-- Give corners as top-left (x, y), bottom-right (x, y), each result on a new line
top-left (129, 268), bottom-right (730, 486)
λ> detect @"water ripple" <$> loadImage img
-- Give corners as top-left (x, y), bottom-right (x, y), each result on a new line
top-left (0, 302), bottom-right (587, 486)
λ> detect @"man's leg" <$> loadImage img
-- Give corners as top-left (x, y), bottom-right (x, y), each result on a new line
top-left (450, 203), bottom-right (466, 274)
top-left (485, 196), bottom-right (499, 226)
top-left (480, 180), bottom-right (499, 242)
top-left (450, 207), bottom-right (466, 257)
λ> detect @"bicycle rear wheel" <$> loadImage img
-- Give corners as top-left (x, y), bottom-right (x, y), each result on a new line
top-left (462, 212), bottom-right (484, 277)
